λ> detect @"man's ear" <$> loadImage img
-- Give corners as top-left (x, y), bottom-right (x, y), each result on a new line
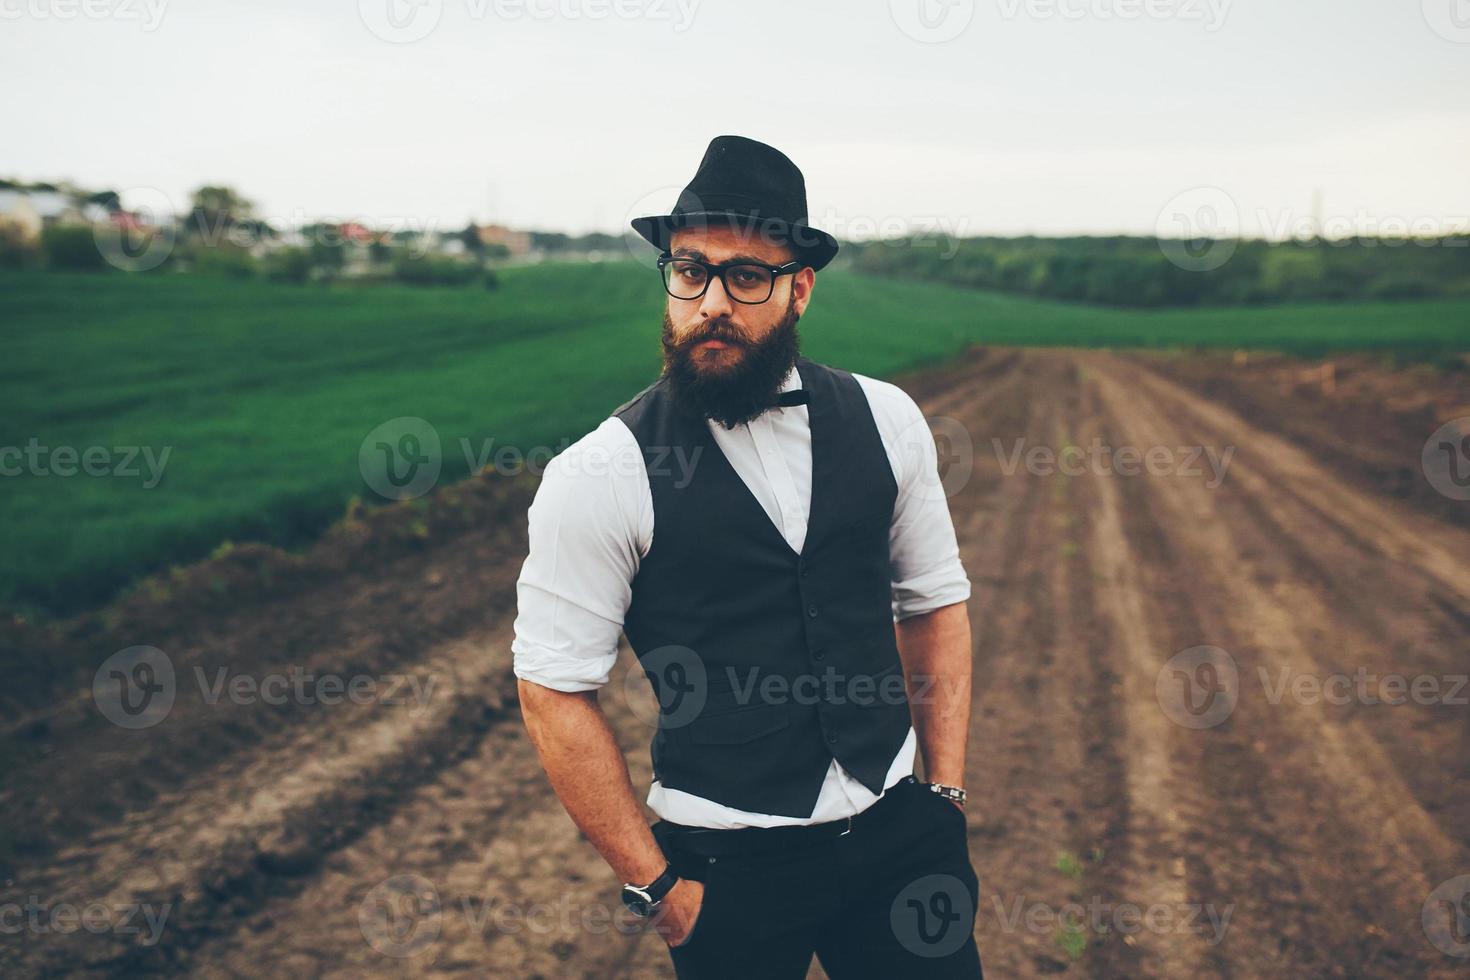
top-left (791, 266), bottom-right (816, 316)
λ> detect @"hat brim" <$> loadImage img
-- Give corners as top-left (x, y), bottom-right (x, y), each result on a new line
top-left (629, 210), bottom-right (839, 271)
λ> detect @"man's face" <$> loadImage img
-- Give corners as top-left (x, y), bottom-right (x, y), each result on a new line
top-left (660, 223), bottom-right (816, 429)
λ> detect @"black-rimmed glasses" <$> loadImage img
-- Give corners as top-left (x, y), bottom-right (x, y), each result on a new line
top-left (657, 254), bottom-right (803, 305)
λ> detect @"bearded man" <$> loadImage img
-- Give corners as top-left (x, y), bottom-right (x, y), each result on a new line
top-left (513, 135), bottom-right (984, 980)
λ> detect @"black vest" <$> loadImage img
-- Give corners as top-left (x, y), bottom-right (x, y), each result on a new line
top-left (613, 356), bottom-right (911, 817)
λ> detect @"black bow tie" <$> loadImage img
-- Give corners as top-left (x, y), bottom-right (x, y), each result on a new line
top-left (771, 389), bottom-right (809, 408)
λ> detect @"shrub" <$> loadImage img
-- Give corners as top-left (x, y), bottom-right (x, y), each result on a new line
top-left (264, 247), bottom-right (312, 284)
top-left (391, 253), bottom-right (478, 286)
top-left (192, 245), bottom-right (259, 279)
top-left (0, 225), bottom-right (38, 268)
top-left (41, 225), bottom-right (107, 271)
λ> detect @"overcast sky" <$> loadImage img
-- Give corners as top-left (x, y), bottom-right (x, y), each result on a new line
top-left (4, 0), bottom-right (1468, 241)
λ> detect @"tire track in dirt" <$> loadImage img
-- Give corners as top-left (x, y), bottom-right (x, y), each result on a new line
top-left (181, 642), bottom-right (685, 980)
top-left (1083, 352), bottom-right (1470, 978)
top-left (2, 625), bottom-right (520, 976)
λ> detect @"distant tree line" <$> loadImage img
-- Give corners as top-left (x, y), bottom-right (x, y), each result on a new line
top-left (845, 235), bottom-right (1470, 308)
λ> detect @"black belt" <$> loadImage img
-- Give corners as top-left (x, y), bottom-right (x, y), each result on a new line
top-left (653, 775), bottom-right (919, 860)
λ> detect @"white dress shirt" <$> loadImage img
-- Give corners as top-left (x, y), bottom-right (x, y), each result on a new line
top-left (512, 362), bottom-right (971, 828)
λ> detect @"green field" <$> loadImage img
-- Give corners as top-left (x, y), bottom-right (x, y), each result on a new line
top-left (3, 262), bottom-right (1469, 616)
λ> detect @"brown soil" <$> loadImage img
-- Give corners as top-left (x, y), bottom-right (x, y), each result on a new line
top-left (3, 348), bottom-right (1467, 979)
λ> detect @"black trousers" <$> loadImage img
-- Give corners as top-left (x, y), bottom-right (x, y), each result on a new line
top-left (651, 776), bottom-right (984, 980)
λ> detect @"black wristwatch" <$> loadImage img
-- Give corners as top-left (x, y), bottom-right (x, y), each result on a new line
top-left (621, 863), bottom-right (680, 917)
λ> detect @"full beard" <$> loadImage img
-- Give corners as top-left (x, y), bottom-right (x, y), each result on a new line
top-left (660, 296), bottom-right (802, 430)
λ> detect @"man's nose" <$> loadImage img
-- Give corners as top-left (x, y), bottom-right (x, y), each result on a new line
top-left (697, 273), bottom-right (735, 319)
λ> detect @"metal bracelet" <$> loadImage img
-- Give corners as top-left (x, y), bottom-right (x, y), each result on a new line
top-left (927, 782), bottom-right (967, 806)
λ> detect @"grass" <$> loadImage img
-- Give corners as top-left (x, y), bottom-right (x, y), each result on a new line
top-left (3, 261), bottom-right (1468, 616)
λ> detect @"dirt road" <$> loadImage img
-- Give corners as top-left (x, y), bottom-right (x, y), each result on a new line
top-left (4, 348), bottom-right (1468, 978)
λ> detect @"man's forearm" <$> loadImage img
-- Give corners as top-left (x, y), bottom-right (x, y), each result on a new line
top-left (516, 679), bottom-right (668, 884)
top-left (895, 600), bottom-right (973, 787)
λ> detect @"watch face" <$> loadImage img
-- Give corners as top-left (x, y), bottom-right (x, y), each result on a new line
top-left (621, 885), bottom-right (655, 917)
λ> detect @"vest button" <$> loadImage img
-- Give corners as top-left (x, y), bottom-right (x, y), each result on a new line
top-left (826, 733), bottom-right (838, 744)
top-left (812, 650), bottom-right (825, 661)
top-left (807, 603), bottom-right (819, 618)
top-left (800, 563), bottom-right (809, 578)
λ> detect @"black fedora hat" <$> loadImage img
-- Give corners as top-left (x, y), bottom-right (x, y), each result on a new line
top-left (630, 135), bottom-right (839, 271)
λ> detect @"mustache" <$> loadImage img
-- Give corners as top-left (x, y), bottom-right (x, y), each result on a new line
top-left (673, 321), bottom-right (747, 350)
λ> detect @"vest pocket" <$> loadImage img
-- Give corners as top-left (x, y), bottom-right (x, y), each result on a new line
top-left (687, 702), bottom-right (791, 745)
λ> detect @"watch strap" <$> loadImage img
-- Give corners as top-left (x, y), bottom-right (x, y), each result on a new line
top-left (927, 781), bottom-right (967, 806)
top-left (627, 862), bottom-right (679, 907)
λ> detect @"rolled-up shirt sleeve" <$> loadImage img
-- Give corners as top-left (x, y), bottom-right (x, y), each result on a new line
top-left (511, 417), bottom-right (648, 693)
top-left (858, 377), bottom-right (972, 621)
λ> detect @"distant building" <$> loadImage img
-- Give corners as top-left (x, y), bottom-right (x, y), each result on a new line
top-left (475, 223), bottom-right (531, 256)
top-left (0, 191), bottom-right (44, 241)
top-left (0, 189), bottom-right (118, 242)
